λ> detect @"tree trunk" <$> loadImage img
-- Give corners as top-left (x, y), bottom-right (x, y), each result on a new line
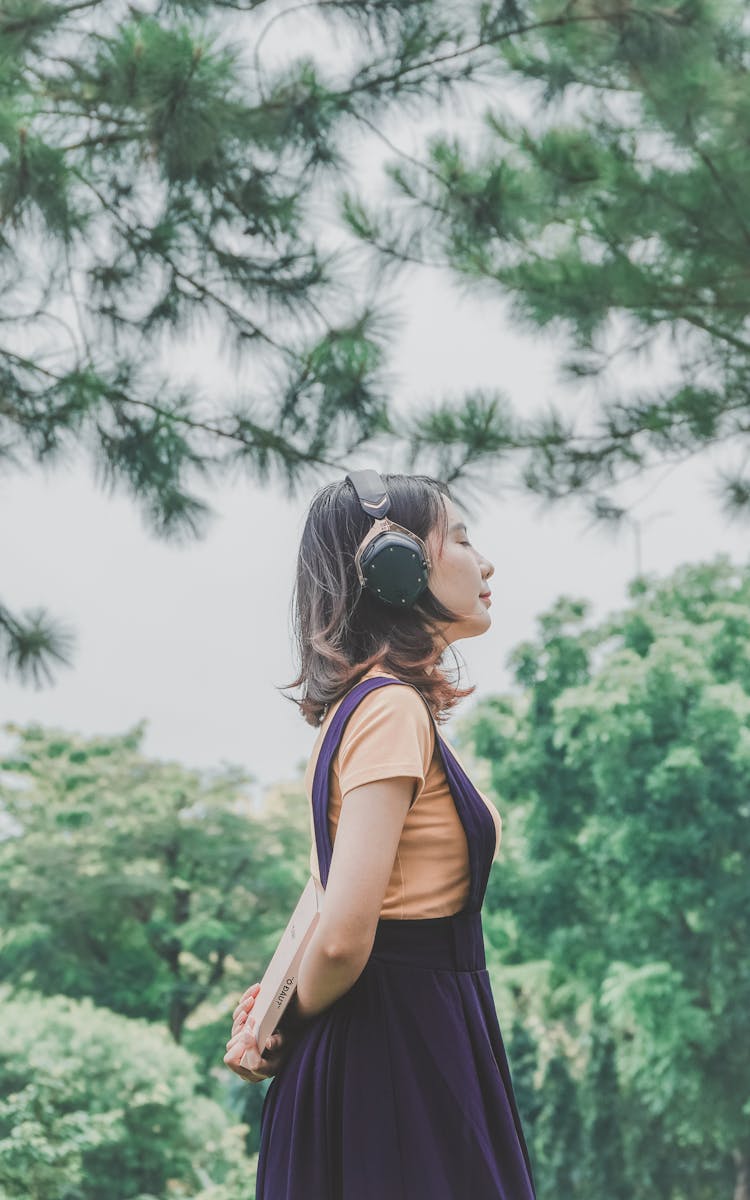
top-left (168, 990), bottom-right (191, 1044)
top-left (734, 1149), bottom-right (750, 1200)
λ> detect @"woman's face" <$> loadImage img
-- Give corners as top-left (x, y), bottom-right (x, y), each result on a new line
top-left (426, 494), bottom-right (494, 647)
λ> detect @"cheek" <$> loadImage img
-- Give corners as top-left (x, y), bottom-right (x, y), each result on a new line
top-left (433, 550), bottom-right (467, 597)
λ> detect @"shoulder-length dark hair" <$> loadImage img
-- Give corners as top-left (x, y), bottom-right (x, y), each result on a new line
top-left (279, 472), bottom-right (476, 727)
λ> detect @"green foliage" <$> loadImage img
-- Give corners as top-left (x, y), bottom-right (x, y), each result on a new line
top-left (578, 1022), bottom-right (628, 1200)
top-left (342, 0), bottom-right (750, 523)
top-left (2, 555), bottom-right (749, 1193)
top-left (472, 555), bottom-right (748, 1196)
top-left (533, 1054), bottom-right (583, 1199)
top-left (505, 1017), bottom-right (543, 1181)
top-left (1, 0), bottom-right (444, 683)
top-left (0, 988), bottom-right (256, 1200)
top-left (0, 723), bottom-right (313, 1181)
top-left (5, 0), bottom-right (750, 686)
top-left (0, 722), bottom-right (309, 1058)
top-left (0, 603), bottom-right (75, 690)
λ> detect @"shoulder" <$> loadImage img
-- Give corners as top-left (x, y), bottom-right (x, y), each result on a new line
top-left (337, 678), bottom-right (435, 775)
top-left (345, 677), bottom-right (433, 730)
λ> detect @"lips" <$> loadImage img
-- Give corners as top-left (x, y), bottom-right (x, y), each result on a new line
top-left (479, 591), bottom-right (491, 599)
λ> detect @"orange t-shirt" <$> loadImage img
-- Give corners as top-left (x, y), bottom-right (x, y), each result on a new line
top-left (304, 667), bottom-right (502, 919)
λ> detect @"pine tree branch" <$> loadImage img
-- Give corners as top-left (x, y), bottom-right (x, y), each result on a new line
top-left (60, 129), bottom-right (149, 151)
top-left (579, 214), bottom-right (750, 355)
top-left (0, 346), bottom-right (341, 468)
top-left (639, 177), bottom-right (743, 261)
top-left (683, 115), bottom-right (750, 254)
top-left (259, 6), bottom-right (689, 114)
top-left (352, 107), bottom-right (459, 200)
top-left (0, 0), bottom-right (105, 35)
top-left (72, 170), bottom-right (300, 358)
top-left (252, 0), bottom-right (365, 103)
top-left (0, 600), bottom-right (76, 687)
top-left (559, 395), bottom-right (750, 454)
top-left (211, 0), bottom-right (292, 9)
top-left (665, 313), bottom-right (750, 357)
top-left (626, 61), bottom-right (750, 256)
top-left (0, 304), bottom-right (83, 358)
top-left (53, 0), bottom-right (107, 14)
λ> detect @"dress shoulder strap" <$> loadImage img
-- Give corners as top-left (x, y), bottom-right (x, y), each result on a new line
top-left (310, 674), bottom-right (495, 909)
top-left (311, 677), bottom-right (414, 886)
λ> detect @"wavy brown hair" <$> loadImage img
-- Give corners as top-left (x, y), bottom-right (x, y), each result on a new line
top-left (279, 472), bottom-right (476, 727)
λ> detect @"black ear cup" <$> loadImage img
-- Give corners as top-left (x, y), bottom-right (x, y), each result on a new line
top-left (346, 469), bottom-right (431, 609)
top-left (359, 528), bottom-right (430, 608)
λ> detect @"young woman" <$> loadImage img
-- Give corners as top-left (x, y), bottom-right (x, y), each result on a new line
top-left (224, 471), bottom-right (537, 1199)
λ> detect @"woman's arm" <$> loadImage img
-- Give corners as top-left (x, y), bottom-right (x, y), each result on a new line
top-left (294, 774), bottom-right (415, 1020)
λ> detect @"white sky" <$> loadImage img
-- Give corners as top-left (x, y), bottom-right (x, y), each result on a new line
top-left (2, 13), bottom-right (748, 800)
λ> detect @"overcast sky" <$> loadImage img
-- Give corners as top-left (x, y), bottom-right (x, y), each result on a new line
top-left (2, 14), bottom-right (748, 800)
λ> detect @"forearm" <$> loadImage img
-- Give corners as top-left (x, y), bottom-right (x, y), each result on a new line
top-left (294, 927), bottom-right (368, 1020)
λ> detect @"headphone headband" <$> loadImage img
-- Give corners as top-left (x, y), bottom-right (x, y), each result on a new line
top-left (346, 468), bottom-right (391, 520)
top-left (345, 469), bottom-right (431, 608)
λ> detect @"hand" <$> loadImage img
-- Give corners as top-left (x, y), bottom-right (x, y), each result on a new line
top-left (224, 983), bottom-right (286, 1084)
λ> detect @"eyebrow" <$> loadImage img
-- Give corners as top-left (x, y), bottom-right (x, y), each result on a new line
top-left (448, 522), bottom-right (467, 534)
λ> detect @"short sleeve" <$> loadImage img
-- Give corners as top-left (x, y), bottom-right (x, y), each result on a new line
top-left (335, 683), bottom-right (435, 807)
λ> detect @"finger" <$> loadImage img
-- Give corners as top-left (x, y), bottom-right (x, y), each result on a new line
top-left (226, 1021), bottom-right (261, 1053)
top-left (231, 1011), bottom-right (248, 1036)
top-left (224, 1032), bottom-right (262, 1070)
top-left (226, 1029), bottom-right (252, 1051)
top-left (260, 1032), bottom-right (283, 1058)
top-left (224, 1031), bottom-right (282, 1078)
top-left (225, 1050), bottom-right (268, 1080)
top-left (259, 1046), bottom-right (285, 1071)
top-left (232, 991), bottom-right (258, 1020)
top-left (238, 1044), bottom-right (264, 1073)
top-left (226, 1025), bottom-right (280, 1062)
top-left (232, 988), bottom-right (259, 1017)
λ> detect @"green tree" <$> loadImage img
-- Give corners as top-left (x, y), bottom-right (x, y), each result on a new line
top-left (0, 0), bottom-right (492, 683)
top-left (468, 555), bottom-right (750, 1197)
top-left (533, 1054), bottom-right (583, 1200)
top-left (579, 1018), bottom-right (628, 1200)
top-left (8, 0), bottom-right (749, 686)
top-left (505, 1017), bottom-right (543, 1187)
top-left (345, 0), bottom-right (750, 525)
top-left (0, 988), bottom-right (257, 1200)
top-left (0, 723), bottom-right (309, 1047)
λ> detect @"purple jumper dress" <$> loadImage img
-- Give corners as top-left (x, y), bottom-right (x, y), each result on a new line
top-left (255, 676), bottom-right (537, 1200)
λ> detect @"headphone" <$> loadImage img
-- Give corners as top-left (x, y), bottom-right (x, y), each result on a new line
top-left (345, 469), bottom-right (432, 608)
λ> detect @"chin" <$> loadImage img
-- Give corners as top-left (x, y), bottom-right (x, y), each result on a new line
top-left (466, 615), bottom-right (492, 640)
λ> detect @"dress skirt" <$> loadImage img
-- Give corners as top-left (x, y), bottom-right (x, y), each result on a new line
top-left (254, 676), bottom-right (537, 1200)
